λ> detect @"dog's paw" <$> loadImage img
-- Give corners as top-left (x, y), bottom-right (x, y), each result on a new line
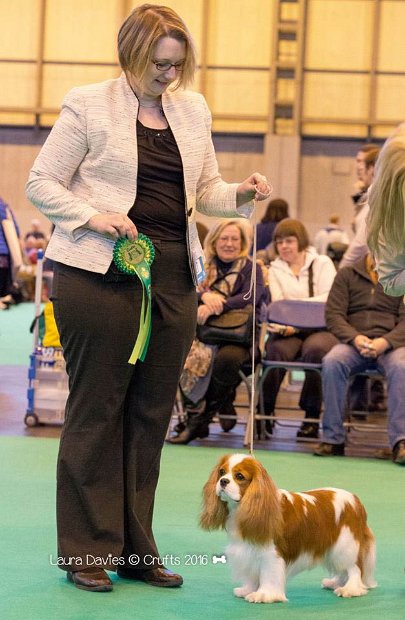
top-left (334, 584), bottom-right (368, 598)
top-left (234, 585), bottom-right (254, 598)
top-left (322, 576), bottom-right (345, 590)
top-left (245, 590), bottom-right (288, 604)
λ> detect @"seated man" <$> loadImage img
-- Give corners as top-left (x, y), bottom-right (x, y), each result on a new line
top-left (314, 254), bottom-right (405, 465)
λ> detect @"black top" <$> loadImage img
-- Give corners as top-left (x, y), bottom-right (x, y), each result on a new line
top-left (128, 119), bottom-right (186, 242)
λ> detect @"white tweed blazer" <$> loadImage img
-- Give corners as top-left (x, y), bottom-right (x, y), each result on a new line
top-left (26, 74), bottom-right (253, 284)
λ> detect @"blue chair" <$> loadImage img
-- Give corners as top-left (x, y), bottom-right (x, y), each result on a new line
top-left (244, 300), bottom-right (327, 444)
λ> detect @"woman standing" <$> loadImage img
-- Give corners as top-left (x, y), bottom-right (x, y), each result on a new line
top-left (26, 4), bottom-right (270, 592)
top-left (262, 219), bottom-right (336, 439)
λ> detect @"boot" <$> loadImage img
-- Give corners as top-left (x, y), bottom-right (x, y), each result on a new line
top-left (168, 413), bottom-right (210, 444)
top-left (173, 399), bottom-right (206, 434)
top-left (173, 420), bottom-right (186, 434)
top-left (168, 396), bottom-right (224, 445)
top-left (218, 401), bottom-right (237, 432)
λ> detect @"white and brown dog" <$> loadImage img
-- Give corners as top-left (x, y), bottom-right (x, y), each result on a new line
top-left (200, 454), bottom-right (376, 604)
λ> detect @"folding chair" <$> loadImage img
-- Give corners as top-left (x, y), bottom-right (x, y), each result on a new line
top-left (245, 299), bottom-right (326, 444)
top-left (344, 368), bottom-right (388, 448)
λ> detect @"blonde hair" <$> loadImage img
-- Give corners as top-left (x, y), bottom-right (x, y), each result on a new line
top-left (204, 220), bottom-right (251, 262)
top-left (118, 4), bottom-right (196, 90)
top-left (367, 124), bottom-right (405, 255)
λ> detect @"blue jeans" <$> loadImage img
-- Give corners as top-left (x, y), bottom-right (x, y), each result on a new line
top-left (322, 343), bottom-right (405, 448)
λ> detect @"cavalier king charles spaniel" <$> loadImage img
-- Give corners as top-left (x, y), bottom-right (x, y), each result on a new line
top-left (200, 454), bottom-right (376, 604)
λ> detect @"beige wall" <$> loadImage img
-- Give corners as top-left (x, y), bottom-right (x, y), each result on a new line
top-left (2, 1), bottom-right (405, 138)
top-left (300, 155), bottom-right (357, 242)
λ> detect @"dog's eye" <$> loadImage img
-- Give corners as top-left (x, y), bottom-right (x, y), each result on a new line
top-left (235, 472), bottom-right (245, 481)
top-left (219, 468), bottom-right (226, 476)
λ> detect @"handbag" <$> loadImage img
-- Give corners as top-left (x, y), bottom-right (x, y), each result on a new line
top-left (197, 305), bottom-right (254, 347)
top-left (266, 299), bottom-right (326, 330)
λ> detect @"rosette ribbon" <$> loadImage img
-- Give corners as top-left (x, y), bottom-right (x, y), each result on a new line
top-left (113, 234), bottom-right (155, 365)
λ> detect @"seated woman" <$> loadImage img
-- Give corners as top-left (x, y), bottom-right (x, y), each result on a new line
top-left (262, 218), bottom-right (337, 439)
top-left (168, 219), bottom-right (267, 444)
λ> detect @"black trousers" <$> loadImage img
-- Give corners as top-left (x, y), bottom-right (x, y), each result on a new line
top-left (204, 344), bottom-right (250, 408)
top-left (262, 331), bottom-right (338, 417)
top-left (52, 240), bottom-right (197, 571)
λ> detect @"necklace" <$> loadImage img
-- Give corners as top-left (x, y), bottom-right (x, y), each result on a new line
top-left (138, 100), bottom-right (161, 109)
top-left (138, 100), bottom-right (164, 116)
top-left (128, 83), bottom-right (164, 115)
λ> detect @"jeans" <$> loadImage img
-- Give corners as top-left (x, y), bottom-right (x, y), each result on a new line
top-left (322, 343), bottom-right (405, 448)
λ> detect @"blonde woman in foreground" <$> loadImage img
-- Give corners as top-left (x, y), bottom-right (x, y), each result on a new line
top-left (368, 124), bottom-right (405, 296)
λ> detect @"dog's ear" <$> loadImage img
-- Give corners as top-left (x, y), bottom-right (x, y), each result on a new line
top-left (237, 460), bottom-right (282, 545)
top-left (199, 456), bottom-right (229, 531)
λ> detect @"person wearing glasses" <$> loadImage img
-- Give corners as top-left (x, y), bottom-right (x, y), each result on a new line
top-left (261, 219), bottom-right (337, 440)
top-left (26, 4), bottom-right (270, 594)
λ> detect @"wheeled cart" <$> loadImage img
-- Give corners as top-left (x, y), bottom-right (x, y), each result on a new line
top-left (25, 250), bottom-right (68, 426)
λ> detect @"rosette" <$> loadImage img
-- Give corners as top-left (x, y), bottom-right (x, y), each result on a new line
top-left (113, 234), bottom-right (155, 274)
top-left (113, 234), bottom-right (155, 365)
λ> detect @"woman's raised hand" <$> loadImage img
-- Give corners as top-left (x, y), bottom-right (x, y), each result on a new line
top-left (236, 172), bottom-right (273, 206)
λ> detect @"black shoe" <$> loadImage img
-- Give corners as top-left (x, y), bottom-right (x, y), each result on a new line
top-left (393, 440), bottom-right (405, 465)
top-left (173, 420), bottom-right (186, 434)
top-left (314, 442), bottom-right (345, 457)
top-left (117, 566), bottom-right (183, 587)
top-left (218, 402), bottom-right (237, 432)
top-left (296, 422), bottom-right (319, 440)
top-left (168, 420), bottom-right (209, 444)
top-left (218, 416), bottom-right (237, 432)
top-left (67, 567), bottom-right (113, 592)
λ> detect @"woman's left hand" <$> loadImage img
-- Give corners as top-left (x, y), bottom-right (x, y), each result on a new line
top-left (236, 172), bottom-right (272, 206)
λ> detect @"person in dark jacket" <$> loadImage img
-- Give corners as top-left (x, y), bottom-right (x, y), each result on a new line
top-left (314, 254), bottom-right (405, 465)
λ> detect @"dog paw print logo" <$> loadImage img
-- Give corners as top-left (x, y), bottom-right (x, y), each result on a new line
top-left (212, 554), bottom-right (227, 564)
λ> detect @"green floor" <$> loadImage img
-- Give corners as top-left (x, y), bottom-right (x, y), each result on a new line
top-left (0, 437), bottom-right (404, 620)
top-left (1, 303), bottom-right (404, 618)
top-left (0, 301), bottom-right (35, 366)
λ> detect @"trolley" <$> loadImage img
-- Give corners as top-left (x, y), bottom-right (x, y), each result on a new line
top-left (25, 250), bottom-right (68, 426)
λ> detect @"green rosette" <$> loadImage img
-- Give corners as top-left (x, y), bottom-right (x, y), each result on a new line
top-left (113, 234), bottom-right (155, 274)
top-left (113, 234), bottom-right (155, 365)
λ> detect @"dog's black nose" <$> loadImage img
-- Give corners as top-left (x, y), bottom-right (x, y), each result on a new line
top-left (220, 478), bottom-right (229, 488)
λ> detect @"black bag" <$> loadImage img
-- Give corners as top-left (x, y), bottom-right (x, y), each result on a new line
top-left (197, 305), bottom-right (253, 347)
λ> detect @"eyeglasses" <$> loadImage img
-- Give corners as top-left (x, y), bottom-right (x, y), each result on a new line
top-left (152, 60), bottom-right (185, 72)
